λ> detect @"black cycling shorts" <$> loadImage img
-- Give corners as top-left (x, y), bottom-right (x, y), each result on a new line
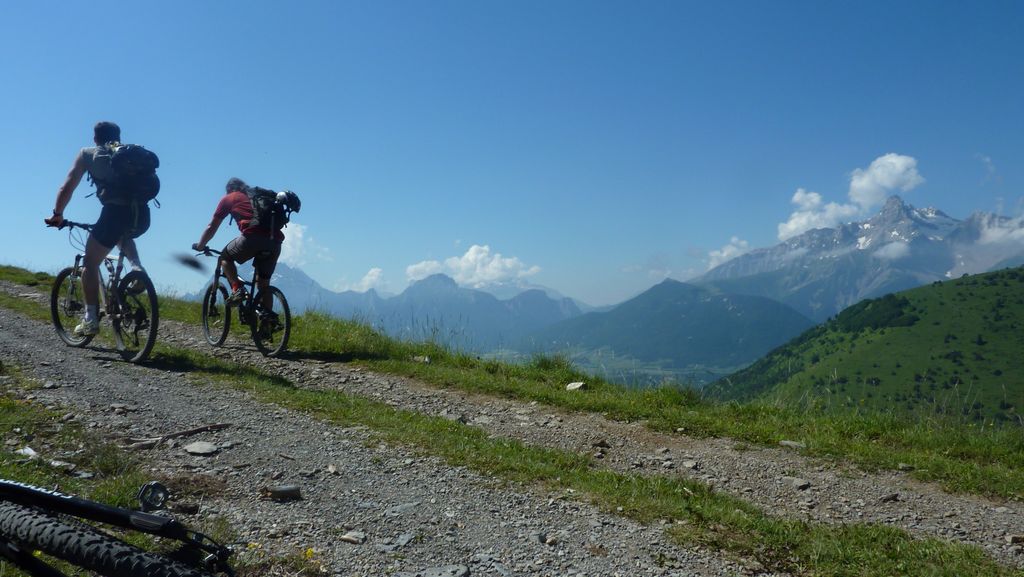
top-left (223, 235), bottom-right (282, 280)
top-left (91, 203), bottom-right (151, 249)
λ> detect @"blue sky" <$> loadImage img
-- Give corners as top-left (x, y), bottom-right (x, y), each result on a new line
top-left (3, 1), bottom-right (1021, 305)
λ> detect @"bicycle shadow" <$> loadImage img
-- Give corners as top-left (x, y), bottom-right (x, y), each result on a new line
top-left (141, 349), bottom-right (294, 387)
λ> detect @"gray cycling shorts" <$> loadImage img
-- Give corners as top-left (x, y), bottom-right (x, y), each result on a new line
top-left (222, 235), bottom-right (282, 280)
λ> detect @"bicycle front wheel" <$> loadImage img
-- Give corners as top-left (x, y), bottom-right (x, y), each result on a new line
top-left (50, 266), bottom-right (94, 347)
top-left (0, 501), bottom-right (215, 577)
top-left (201, 281), bottom-right (231, 346)
top-left (251, 286), bottom-right (291, 357)
top-left (113, 271), bottom-right (159, 363)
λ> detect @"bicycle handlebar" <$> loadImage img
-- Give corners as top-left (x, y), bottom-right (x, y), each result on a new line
top-left (48, 220), bottom-right (92, 232)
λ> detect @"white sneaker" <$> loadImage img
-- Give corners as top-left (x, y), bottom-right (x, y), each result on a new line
top-left (73, 318), bottom-right (99, 337)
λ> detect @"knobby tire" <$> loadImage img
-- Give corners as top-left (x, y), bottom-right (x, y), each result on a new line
top-left (114, 271), bottom-right (159, 363)
top-left (251, 286), bottom-right (290, 357)
top-left (50, 266), bottom-right (93, 348)
top-left (0, 501), bottom-right (214, 577)
top-left (201, 282), bottom-right (231, 346)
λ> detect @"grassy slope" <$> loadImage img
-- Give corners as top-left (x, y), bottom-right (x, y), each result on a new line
top-left (715, 268), bottom-right (1024, 425)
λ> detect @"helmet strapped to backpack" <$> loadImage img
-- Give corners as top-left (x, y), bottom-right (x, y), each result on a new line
top-left (246, 187), bottom-right (300, 233)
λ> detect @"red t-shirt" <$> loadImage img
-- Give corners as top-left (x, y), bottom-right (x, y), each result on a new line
top-left (213, 191), bottom-right (284, 241)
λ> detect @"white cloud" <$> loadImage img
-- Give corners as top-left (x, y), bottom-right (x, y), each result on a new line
top-left (279, 223), bottom-right (331, 267)
top-left (777, 154), bottom-right (925, 241)
top-left (708, 236), bottom-right (751, 269)
top-left (333, 268), bottom-right (388, 293)
top-left (406, 260), bottom-right (443, 281)
top-left (873, 241), bottom-right (911, 260)
top-left (849, 153), bottom-right (924, 208)
top-left (406, 245), bottom-right (540, 287)
top-left (977, 214), bottom-right (1024, 246)
top-left (354, 268), bottom-right (386, 291)
top-left (777, 189), bottom-right (859, 240)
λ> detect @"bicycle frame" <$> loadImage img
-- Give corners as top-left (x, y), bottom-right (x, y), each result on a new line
top-left (0, 478), bottom-right (233, 576)
top-left (67, 251), bottom-right (125, 317)
top-left (203, 250), bottom-right (264, 321)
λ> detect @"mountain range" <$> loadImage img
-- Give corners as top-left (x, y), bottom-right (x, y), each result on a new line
top-left (212, 195), bottom-right (1024, 385)
top-left (694, 196), bottom-right (1024, 321)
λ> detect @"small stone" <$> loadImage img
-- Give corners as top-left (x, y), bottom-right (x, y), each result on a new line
top-left (386, 502), bottom-right (420, 516)
top-left (681, 460), bottom-right (699, 470)
top-left (782, 476), bottom-right (811, 490)
top-left (879, 493), bottom-right (900, 503)
top-left (423, 566), bottom-right (469, 577)
top-left (327, 464), bottom-right (339, 475)
top-left (183, 441), bottom-right (219, 456)
top-left (412, 355), bottom-right (431, 364)
top-left (566, 381), bottom-right (586, 391)
top-left (1007, 535), bottom-right (1024, 545)
top-left (43, 381), bottom-right (58, 389)
top-left (339, 530), bottom-right (366, 544)
top-left (14, 447), bottom-right (38, 459)
top-left (779, 440), bottom-right (806, 450)
top-left (262, 484), bottom-right (302, 502)
top-left (897, 463), bottom-right (915, 471)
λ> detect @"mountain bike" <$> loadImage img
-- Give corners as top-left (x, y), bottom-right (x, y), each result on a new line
top-left (0, 477), bottom-right (233, 577)
top-left (196, 248), bottom-right (291, 357)
top-left (49, 221), bottom-right (158, 363)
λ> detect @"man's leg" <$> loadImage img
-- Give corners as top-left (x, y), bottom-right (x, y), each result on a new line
top-left (79, 235), bottom-right (113, 334)
top-left (221, 257), bottom-right (241, 289)
top-left (118, 237), bottom-right (144, 272)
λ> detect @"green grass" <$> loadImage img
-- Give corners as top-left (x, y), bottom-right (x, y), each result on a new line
top-left (2, 265), bottom-right (1023, 500)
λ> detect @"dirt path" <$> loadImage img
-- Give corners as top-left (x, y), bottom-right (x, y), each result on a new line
top-left (2, 283), bottom-right (1022, 573)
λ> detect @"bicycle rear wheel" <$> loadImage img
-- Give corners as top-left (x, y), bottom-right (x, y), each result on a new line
top-left (50, 266), bottom-right (94, 347)
top-left (0, 501), bottom-right (215, 577)
top-left (114, 271), bottom-right (159, 363)
top-left (201, 281), bottom-right (231, 346)
top-left (251, 286), bottom-right (291, 357)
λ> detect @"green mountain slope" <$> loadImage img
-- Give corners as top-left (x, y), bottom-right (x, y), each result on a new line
top-left (709, 267), bottom-right (1024, 424)
top-left (528, 279), bottom-right (815, 377)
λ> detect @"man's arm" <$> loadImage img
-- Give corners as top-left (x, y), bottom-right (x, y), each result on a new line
top-left (46, 150), bottom-right (88, 225)
top-left (193, 216), bottom-right (225, 251)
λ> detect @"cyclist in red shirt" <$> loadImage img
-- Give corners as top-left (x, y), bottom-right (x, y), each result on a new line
top-left (192, 178), bottom-right (283, 308)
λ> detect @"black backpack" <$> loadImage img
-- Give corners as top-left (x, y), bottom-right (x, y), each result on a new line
top-left (99, 143), bottom-right (161, 203)
top-left (245, 186), bottom-right (299, 233)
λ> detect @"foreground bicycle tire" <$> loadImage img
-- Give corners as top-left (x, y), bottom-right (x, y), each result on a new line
top-left (251, 286), bottom-right (291, 357)
top-left (114, 271), bottom-right (159, 363)
top-left (201, 282), bottom-right (231, 346)
top-left (0, 501), bottom-right (214, 577)
top-left (50, 266), bottom-right (94, 348)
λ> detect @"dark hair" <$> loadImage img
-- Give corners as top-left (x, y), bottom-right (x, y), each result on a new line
top-left (225, 177), bottom-right (247, 193)
top-left (93, 121), bottom-right (121, 145)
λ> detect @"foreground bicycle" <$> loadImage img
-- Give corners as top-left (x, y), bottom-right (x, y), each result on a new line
top-left (0, 477), bottom-right (233, 577)
top-left (49, 221), bottom-right (158, 363)
top-left (196, 248), bottom-right (291, 357)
